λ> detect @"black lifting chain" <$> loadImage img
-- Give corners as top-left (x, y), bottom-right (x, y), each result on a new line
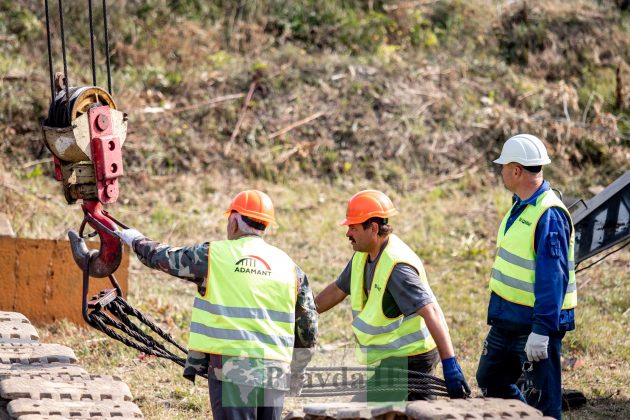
top-left (81, 249), bottom-right (207, 378)
top-left (300, 367), bottom-right (449, 398)
top-left (300, 385), bottom-right (449, 398)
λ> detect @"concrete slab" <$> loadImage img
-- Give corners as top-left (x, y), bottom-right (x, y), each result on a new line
top-left (0, 313), bottom-right (30, 323)
top-left (302, 402), bottom-right (407, 419)
top-left (0, 343), bottom-right (77, 365)
top-left (0, 322), bottom-right (39, 344)
top-left (0, 363), bottom-right (88, 380)
top-left (19, 416), bottom-right (141, 420)
top-left (406, 397), bottom-right (549, 419)
top-left (7, 399), bottom-right (143, 418)
top-left (297, 399), bottom-right (552, 419)
top-left (0, 376), bottom-right (133, 401)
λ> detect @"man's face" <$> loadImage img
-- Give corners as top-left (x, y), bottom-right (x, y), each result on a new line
top-left (345, 222), bottom-right (376, 252)
top-left (500, 163), bottom-right (521, 192)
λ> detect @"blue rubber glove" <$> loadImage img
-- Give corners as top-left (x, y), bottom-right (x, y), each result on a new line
top-left (442, 356), bottom-right (471, 399)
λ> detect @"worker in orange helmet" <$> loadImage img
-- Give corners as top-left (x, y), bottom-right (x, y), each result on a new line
top-left (315, 190), bottom-right (470, 401)
top-left (117, 190), bottom-right (318, 420)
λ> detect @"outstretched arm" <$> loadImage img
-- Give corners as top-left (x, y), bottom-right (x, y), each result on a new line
top-left (128, 233), bottom-right (209, 293)
top-left (315, 282), bottom-right (348, 314)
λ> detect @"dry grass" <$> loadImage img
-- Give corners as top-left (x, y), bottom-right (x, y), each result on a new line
top-left (9, 170), bottom-right (629, 419)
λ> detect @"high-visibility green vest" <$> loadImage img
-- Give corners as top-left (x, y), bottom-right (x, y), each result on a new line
top-left (350, 234), bottom-right (442, 365)
top-left (490, 189), bottom-right (577, 309)
top-left (188, 236), bottom-right (297, 363)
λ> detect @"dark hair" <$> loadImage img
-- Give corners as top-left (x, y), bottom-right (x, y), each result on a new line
top-left (240, 214), bottom-right (267, 231)
top-left (523, 165), bottom-right (542, 173)
top-left (361, 217), bottom-right (393, 237)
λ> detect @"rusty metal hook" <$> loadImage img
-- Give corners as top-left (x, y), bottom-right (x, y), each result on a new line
top-left (69, 200), bottom-right (122, 278)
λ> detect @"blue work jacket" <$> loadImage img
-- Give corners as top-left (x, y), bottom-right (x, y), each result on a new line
top-left (487, 180), bottom-right (576, 335)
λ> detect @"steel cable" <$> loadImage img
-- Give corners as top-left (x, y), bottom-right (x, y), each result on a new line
top-left (44, 0), bottom-right (55, 101)
top-left (114, 296), bottom-right (188, 353)
top-left (88, 311), bottom-right (185, 366)
top-left (88, 0), bottom-right (96, 86)
top-left (57, 0), bottom-right (70, 123)
top-left (102, 0), bottom-right (112, 93)
top-left (302, 366), bottom-right (449, 398)
top-left (306, 367), bottom-right (445, 387)
top-left (301, 385), bottom-right (449, 398)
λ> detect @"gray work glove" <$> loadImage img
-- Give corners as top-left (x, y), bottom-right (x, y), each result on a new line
top-left (117, 228), bottom-right (144, 248)
top-left (288, 371), bottom-right (306, 397)
top-left (288, 347), bottom-right (315, 397)
top-left (525, 332), bottom-right (549, 362)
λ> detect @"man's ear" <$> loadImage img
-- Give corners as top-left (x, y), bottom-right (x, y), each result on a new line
top-left (514, 164), bottom-right (523, 178)
top-left (371, 221), bottom-right (379, 236)
top-left (229, 216), bottom-right (238, 235)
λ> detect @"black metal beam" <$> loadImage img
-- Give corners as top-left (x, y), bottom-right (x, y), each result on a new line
top-left (572, 171), bottom-right (630, 264)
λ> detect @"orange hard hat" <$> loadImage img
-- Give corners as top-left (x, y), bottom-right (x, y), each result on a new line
top-left (224, 190), bottom-right (276, 226)
top-left (339, 190), bottom-right (398, 226)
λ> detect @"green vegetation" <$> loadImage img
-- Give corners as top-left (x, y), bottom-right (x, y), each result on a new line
top-left (1, 0), bottom-right (629, 418)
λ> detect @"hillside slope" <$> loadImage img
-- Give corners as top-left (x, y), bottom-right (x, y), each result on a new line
top-left (0, 1), bottom-right (629, 419)
top-left (1, 0), bottom-right (629, 191)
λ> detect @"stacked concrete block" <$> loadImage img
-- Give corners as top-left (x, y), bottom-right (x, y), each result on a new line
top-left (0, 311), bottom-right (143, 419)
top-left (284, 399), bottom-right (553, 419)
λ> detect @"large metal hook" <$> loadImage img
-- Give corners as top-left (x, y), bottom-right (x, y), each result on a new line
top-left (68, 200), bottom-right (122, 278)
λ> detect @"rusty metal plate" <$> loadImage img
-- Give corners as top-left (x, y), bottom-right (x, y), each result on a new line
top-left (7, 398), bottom-right (143, 418)
top-left (0, 363), bottom-right (88, 380)
top-left (0, 312), bottom-right (30, 324)
top-left (0, 343), bottom-right (77, 364)
top-left (0, 376), bottom-right (133, 401)
top-left (406, 398), bottom-right (549, 419)
top-left (0, 321), bottom-right (39, 343)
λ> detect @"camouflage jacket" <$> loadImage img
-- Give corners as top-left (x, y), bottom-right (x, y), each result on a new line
top-left (132, 235), bottom-right (318, 390)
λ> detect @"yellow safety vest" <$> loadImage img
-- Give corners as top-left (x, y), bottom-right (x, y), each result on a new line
top-left (188, 236), bottom-right (297, 362)
top-left (350, 234), bottom-right (441, 365)
top-left (490, 189), bottom-right (577, 309)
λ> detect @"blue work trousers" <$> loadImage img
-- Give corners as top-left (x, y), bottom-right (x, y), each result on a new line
top-left (476, 326), bottom-right (565, 420)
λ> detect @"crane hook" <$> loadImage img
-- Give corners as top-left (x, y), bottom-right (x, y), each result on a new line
top-left (68, 200), bottom-right (122, 278)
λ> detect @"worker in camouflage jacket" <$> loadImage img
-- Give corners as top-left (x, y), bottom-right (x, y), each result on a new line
top-left (117, 190), bottom-right (318, 420)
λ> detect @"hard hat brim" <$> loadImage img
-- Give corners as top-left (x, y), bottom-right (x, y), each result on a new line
top-left (338, 208), bottom-right (398, 226)
top-left (492, 157), bottom-right (551, 166)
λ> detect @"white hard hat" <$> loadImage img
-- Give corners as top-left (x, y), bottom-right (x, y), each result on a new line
top-left (493, 134), bottom-right (551, 166)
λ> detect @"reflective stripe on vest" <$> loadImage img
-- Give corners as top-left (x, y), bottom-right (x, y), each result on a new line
top-left (490, 189), bottom-right (577, 309)
top-left (187, 236), bottom-right (297, 362)
top-left (350, 234), bottom-right (441, 365)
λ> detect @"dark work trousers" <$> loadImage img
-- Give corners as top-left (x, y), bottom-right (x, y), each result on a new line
top-left (354, 348), bottom-right (440, 402)
top-left (476, 326), bottom-right (565, 420)
top-left (207, 375), bottom-right (285, 420)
